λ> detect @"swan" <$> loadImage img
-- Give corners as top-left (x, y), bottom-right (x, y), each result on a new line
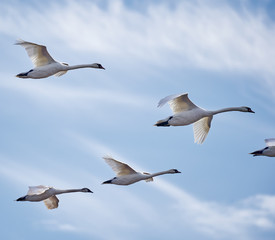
top-left (16, 185), bottom-right (93, 209)
top-left (154, 93), bottom-right (255, 144)
top-left (250, 138), bottom-right (275, 157)
top-left (15, 39), bottom-right (105, 79)
top-left (102, 156), bottom-right (181, 185)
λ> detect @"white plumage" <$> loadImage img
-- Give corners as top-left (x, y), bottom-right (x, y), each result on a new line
top-left (250, 138), bottom-right (275, 157)
top-left (102, 156), bottom-right (181, 185)
top-left (16, 185), bottom-right (93, 209)
top-left (155, 93), bottom-right (254, 144)
top-left (15, 39), bottom-right (105, 79)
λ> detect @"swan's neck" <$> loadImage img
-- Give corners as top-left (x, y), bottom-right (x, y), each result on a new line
top-left (146, 170), bottom-right (172, 178)
top-left (54, 188), bottom-right (83, 195)
top-left (210, 107), bottom-right (244, 115)
top-left (65, 64), bottom-right (98, 70)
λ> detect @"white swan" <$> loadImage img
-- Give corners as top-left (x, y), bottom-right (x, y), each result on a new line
top-left (154, 93), bottom-right (255, 144)
top-left (250, 138), bottom-right (275, 157)
top-left (102, 156), bottom-right (181, 185)
top-left (15, 39), bottom-right (105, 79)
top-left (16, 185), bottom-right (93, 209)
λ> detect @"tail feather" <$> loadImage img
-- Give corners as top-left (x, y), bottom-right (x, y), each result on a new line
top-left (154, 121), bottom-right (170, 127)
top-left (250, 150), bottom-right (263, 156)
top-left (154, 116), bottom-right (172, 127)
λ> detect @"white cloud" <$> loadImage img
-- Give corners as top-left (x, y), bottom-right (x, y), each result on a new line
top-left (63, 134), bottom-right (275, 240)
top-left (41, 220), bottom-right (78, 232)
top-left (1, 0), bottom-right (275, 76)
top-left (1, 135), bottom-right (275, 240)
top-left (0, 155), bottom-right (76, 189)
top-left (2, 140), bottom-right (275, 240)
top-left (1, 0), bottom-right (275, 99)
top-left (1, 1), bottom-right (275, 240)
top-left (0, 153), bottom-right (159, 240)
top-left (153, 179), bottom-right (275, 239)
top-left (0, 74), bottom-right (152, 111)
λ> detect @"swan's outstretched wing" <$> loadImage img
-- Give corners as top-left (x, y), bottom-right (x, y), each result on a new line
top-left (27, 185), bottom-right (50, 195)
top-left (265, 138), bottom-right (275, 147)
top-left (103, 156), bottom-right (137, 176)
top-left (158, 93), bottom-right (199, 114)
top-left (15, 39), bottom-right (56, 67)
top-left (54, 71), bottom-right (68, 77)
top-left (193, 116), bottom-right (213, 144)
top-left (43, 196), bottom-right (59, 209)
top-left (143, 172), bottom-right (154, 182)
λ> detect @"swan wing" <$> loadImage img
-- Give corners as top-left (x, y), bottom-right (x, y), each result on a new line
top-left (265, 138), bottom-right (275, 147)
top-left (193, 116), bottom-right (213, 144)
top-left (158, 93), bottom-right (199, 114)
top-left (43, 196), bottom-right (59, 209)
top-left (143, 172), bottom-right (154, 182)
top-left (103, 156), bottom-right (137, 176)
top-left (15, 39), bottom-right (56, 67)
top-left (27, 185), bottom-right (50, 195)
top-left (54, 70), bottom-right (68, 77)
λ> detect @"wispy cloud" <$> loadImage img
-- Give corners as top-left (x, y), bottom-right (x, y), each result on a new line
top-left (62, 134), bottom-right (275, 240)
top-left (153, 179), bottom-right (275, 239)
top-left (1, 0), bottom-right (275, 76)
top-left (1, 1), bottom-right (275, 240)
top-left (1, 135), bottom-right (275, 240)
top-left (0, 152), bottom-right (159, 240)
top-left (0, 75), bottom-right (152, 111)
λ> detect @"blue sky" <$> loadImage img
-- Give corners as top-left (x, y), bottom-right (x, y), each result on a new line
top-left (0, 0), bottom-right (275, 239)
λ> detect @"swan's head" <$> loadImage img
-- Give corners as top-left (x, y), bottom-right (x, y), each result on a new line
top-left (92, 63), bottom-right (105, 70)
top-left (81, 188), bottom-right (93, 193)
top-left (241, 107), bottom-right (255, 113)
top-left (168, 169), bottom-right (181, 174)
top-left (16, 196), bottom-right (27, 201)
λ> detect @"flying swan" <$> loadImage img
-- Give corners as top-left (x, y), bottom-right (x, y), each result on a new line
top-left (154, 93), bottom-right (255, 144)
top-left (15, 39), bottom-right (105, 79)
top-left (16, 185), bottom-right (93, 209)
top-left (250, 138), bottom-right (275, 157)
top-left (102, 156), bottom-right (181, 185)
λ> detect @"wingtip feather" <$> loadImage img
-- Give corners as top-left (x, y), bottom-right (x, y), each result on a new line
top-left (14, 38), bottom-right (24, 45)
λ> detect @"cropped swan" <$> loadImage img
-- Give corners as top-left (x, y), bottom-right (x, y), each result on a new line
top-left (250, 138), bottom-right (275, 157)
top-left (15, 39), bottom-right (105, 79)
top-left (102, 156), bottom-right (181, 185)
top-left (16, 185), bottom-right (93, 209)
top-left (154, 93), bottom-right (254, 144)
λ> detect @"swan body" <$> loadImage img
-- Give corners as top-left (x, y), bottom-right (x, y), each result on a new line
top-left (102, 156), bottom-right (181, 185)
top-left (155, 93), bottom-right (254, 144)
top-left (250, 138), bottom-right (275, 157)
top-left (15, 39), bottom-right (105, 79)
top-left (16, 185), bottom-right (93, 209)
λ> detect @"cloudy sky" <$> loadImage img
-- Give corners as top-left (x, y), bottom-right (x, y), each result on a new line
top-left (0, 0), bottom-right (275, 239)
